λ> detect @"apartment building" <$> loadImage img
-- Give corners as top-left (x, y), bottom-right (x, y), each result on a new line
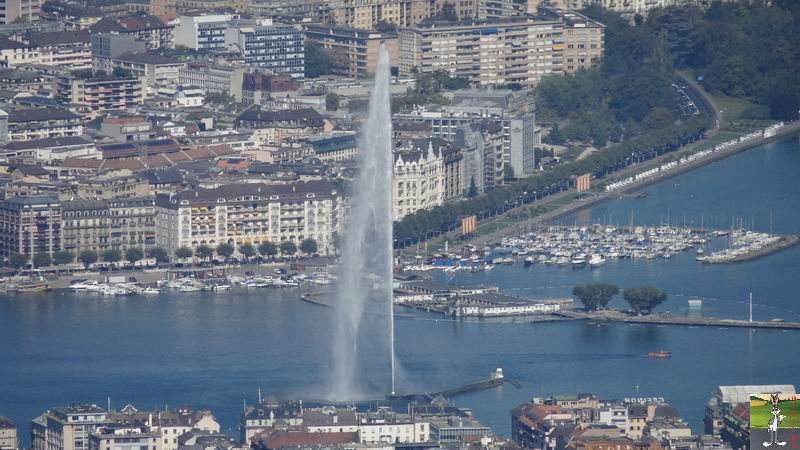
top-left (540, 7), bottom-right (604, 74)
top-left (304, 24), bottom-right (399, 78)
top-left (180, 63), bottom-right (246, 101)
top-left (224, 19), bottom-right (304, 79)
top-left (393, 139), bottom-right (446, 220)
top-left (454, 121), bottom-right (505, 194)
top-left (235, 106), bottom-right (328, 145)
top-left (5, 108), bottom-right (83, 141)
top-left (328, 0), bottom-right (432, 29)
top-left (0, 37), bottom-right (39, 66)
top-left (88, 425), bottom-right (159, 450)
top-left (154, 181), bottom-right (342, 256)
top-left (109, 407), bottom-right (220, 450)
top-left (399, 10), bottom-right (603, 87)
top-left (90, 15), bottom-right (175, 49)
top-left (173, 13), bottom-right (235, 51)
top-left (60, 197), bottom-right (155, 253)
top-left (56, 72), bottom-right (145, 116)
top-left (26, 30), bottom-right (92, 70)
top-left (0, 0), bottom-right (41, 25)
top-left (0, 417), bottom-right (16, 450)
top-left (100, 51), bottom-right (185, 88)
top-left (30, 405), bottom-right (109, 450)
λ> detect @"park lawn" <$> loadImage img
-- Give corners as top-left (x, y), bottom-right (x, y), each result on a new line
top-left (750, 400), bottom-right (800, 429)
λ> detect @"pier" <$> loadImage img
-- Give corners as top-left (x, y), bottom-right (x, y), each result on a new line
top-left (387, 369), bottom-right (521, 401)
top-left (557, 309), bottom-right (800, 331)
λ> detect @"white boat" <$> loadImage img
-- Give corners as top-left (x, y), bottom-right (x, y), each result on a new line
top-left (142, 287), bottom-right (161, 295)
top-left (588, 254), bottom-right (606, 267)
top-left (523, 256), bottom-right (534, 266)
top-left (178, 285), bottom-right (201, 293)
top-left (571, 256), bottom-right (586, 267)
top-left (212, 284), bottom-right (231, 291)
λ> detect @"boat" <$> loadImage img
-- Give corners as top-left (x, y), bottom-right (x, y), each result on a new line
top-left (571, 255), bottom-right (586, 267)
top-left (588, 254), bottom-right (606, 267)
top-left (142, 287), bottom-right (161, 295)
top-left (178, 285), bottom-right (202, 293)
top-left (13, 279), bottom-right (50, 293)
top-left (212, 284), bottom-right (231, 291)
top-left (647, 350), bottom-right (672, 358)
top-left (523, 256), bottom-right (534, 267)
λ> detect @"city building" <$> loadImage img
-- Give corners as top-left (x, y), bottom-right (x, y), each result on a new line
top-left (30, 405), bottom-right (109, 450)
top-left (224, 20), bottom-right (304, 79)
top-left (399, 11), bottom-right (604, 87)
top-left (109, 406), bottom-right (220, 450)
top-left (26, 30), bottom-right (92, 70)
top-left (235, 107), bottom-right (328, 146)
top-left (327, 0), bottom-right (431, 28)
top-left (1, 136), bottom-right (97, 161)
top-left (56, 72), bottom-right (145, 116)
top-left (0, 37), bottom-right (39, 67)
top-left (454, 121), bottom-right (505, 195)
top-left (0, 417), bottom-right (16, 450)
top-left (393, 139), bottom-right (446, 220)
top-left (240, 399), bottom-right (304, 442)
top-left (179, 63), bottom-right (247, 101)
top-left (90, 15), bottom-right (175, 49)
top-left (60, 197), bottom-right (155, 253)
top-left (357, 408), bottom-right (429, 444)
top-left (5, 108), bottom-right (83, 142)
top-left (310, 134), bottom-right (358, 162)
top-left (75, 171), bottom-right (150, 200)
top-left (88, 425), bottom-right (159, 450)
top-left (100, 51), bottom-right (185, 88)
top-left (91, 33), bottom-right (147, 64)
top-left (155, 181), bottom-right (342, 256)
top-left (241, 73), bottom-right (300, 105)
top-left (304, 24), bottom-right (399, 78)
top-left (0, 0), bottom-right (41, 25)
top-left (173, 13), bottom-right (235, 51)
top-left (430, 417), bottom-right (492, 442)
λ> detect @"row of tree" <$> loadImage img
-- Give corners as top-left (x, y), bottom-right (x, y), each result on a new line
top-left (2, 239), bottom-right (319, 271)
top-left (394, 116), bottom-right (709, 243)
top-left (645, 1), bottom-right (800, 120)
top-left (572, 283), bottom-right (668, 315)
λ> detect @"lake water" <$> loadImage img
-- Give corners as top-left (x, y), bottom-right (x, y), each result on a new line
top-left (2, 137), bottom-right (799, 445)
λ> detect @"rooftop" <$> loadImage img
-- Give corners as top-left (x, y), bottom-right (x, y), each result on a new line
top-left (7, 107), bottom-right (80, 123)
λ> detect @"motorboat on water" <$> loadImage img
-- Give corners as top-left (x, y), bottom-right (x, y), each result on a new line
top-left (142, 287), bottom-right (161, 295)
top-left (588, 254), bottom-right (606, 267)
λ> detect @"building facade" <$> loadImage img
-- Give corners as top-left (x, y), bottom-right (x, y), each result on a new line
top-left (224, 20), bottom-right (304, 79)
top-left (393, 139), bottom-right (446, 220)
top-left (0, 417), bottom-right (16, 450)
top-left (31, 405), bottom-right (109, 450)
top-left (56, 73), bottom-right (145, 116)
top-left (173, 14), bottom-right (235, 51)
top-left (327, 0), bottom-right (432, 29)
top-left (0, 195), bottom-right (61, 259)
top-left (304, 24), bottom-right (399, 78)
top-left (155, 181), bottom-right (342, 256)
top-left (6, 108), bottom-right (83, 142)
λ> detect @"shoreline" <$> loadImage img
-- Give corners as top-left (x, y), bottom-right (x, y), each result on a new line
top-left (453, 122), bottom-right (800, 250)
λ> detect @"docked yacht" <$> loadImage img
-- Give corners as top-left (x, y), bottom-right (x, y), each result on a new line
top-left (588, 254), bottom-right (606, 267)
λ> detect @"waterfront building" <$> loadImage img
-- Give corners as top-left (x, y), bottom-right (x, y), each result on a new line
top-left (90, 15), bottom-right (175, 50)
top-left (454, 292), bottom-right (569, 317)
top-left (60, 197), bottom-right (155, 253)
top-left (88, 425), bottom-right (159, 450)
top-left (224, 20), bottom-right (304, 79)
top-left (56, 72), bottom-right (145, 116)
top-left (5, 108), bottom-right (83, 142)
top-left (251, 430), bottom-right (358, 450)
top-left (155, 181), bottom-right (342, 256)
top-left (240, 399), bottom-right (303, 442)
top-left (0, 417), bottom-right (16, 450)
top-left (302, 407), bottom-right (359, 433)
top-left (31, 405), bottom-right (109, 450)
top-left (454, 121), bottom-right (505, 194)
top-left (392, 139), bottom-right (446, 220)
top-left (235, 107), bottom-right (328, 146)
top-left (511, 403), bottom-right (574, 450)
top-left (357, 408), bottom-right (429, 444)
top-left (303, 24), bottom-right (399, 78)
top-left (110, 406), bottom-right (220, 450)
top-left (0, 195), bottom-right (61, 260)
top-left (430, 417), bottom-right (492, 442)
top-left (177, 431), bottom-right (245, 450)
top-left (173, 14), bottom-right (235, 51)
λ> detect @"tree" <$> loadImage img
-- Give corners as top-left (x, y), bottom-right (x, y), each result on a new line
top-left (258, 241), bottom-right (278, 259)
top-left (375, 20), bottom-right (396, 32)
top-left (546, 123), bottom-right (565, 145)
top-left (623, 287), bottom-right (667, 315)
top-left (238, 243), bottom-right (256, 260)
top-left (434, 2), bottom-right (458, 21)
top-left (175, 246), bottom-right (193, 260)
top-left (304, 42), bottom-right (333, 78)
top-left (79, 250), bottom-right (98, 269)
top-left (147, 247), bottom-right (169, 264)
top-left (216, 243), bottom-right (235, 259)
top-left (102, 249), bottom-right (122, 263)
top-left (573, 283), bottom-right (619, 310)
top-left (325, 92), bottom-right (340, 111)
top-left (196, 245), bottom-right (214, 261)
top-left (8, 253), bottom-right (28, 271)
top-left (467, 176), bottom-right (479, 198)
top-left (126, 247), bottom-right (145, 266)
top-left (53, 250), bottom-right (75, 266)
top-left (280, 241), bottom-right (297, 257)
top-left (300, 238), bottom-right (318, 256)
top-left (33, 253), bottom-right (51, 268)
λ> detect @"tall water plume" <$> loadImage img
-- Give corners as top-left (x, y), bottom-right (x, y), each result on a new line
top-left (330, 45), bottom-right (395, 399)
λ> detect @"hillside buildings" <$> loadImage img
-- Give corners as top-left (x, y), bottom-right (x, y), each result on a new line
top-left (398, 10), bottom-right (604, 87)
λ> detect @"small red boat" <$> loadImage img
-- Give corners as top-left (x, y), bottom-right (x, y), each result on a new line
top-left (647, 350), bottom-right (672, 358)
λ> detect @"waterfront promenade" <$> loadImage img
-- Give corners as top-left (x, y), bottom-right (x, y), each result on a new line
top-left (450, 120), bottom-right (800, 252)
top-left (557, 309), bottom-right (800, 331)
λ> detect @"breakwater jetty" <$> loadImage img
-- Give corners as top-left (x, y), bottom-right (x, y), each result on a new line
top-left (557, 309), bottom-right (800, 331)
top-left (387, 368), bottom-right (521, 401)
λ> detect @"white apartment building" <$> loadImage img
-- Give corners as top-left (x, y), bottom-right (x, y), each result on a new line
top-left (357, 409), bottom-right (429, 444)
top-left (88, 426), bottom-right (159, 450)
top-left (174, 14), bottom-right (235, 51)
top-left (393, 139), bottom-right (446, 220)
top-left (155, 181), bottom-right (342, 256)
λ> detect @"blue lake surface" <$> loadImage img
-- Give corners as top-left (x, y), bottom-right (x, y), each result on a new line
top-left (2, 137), bottom-right (799, 445)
